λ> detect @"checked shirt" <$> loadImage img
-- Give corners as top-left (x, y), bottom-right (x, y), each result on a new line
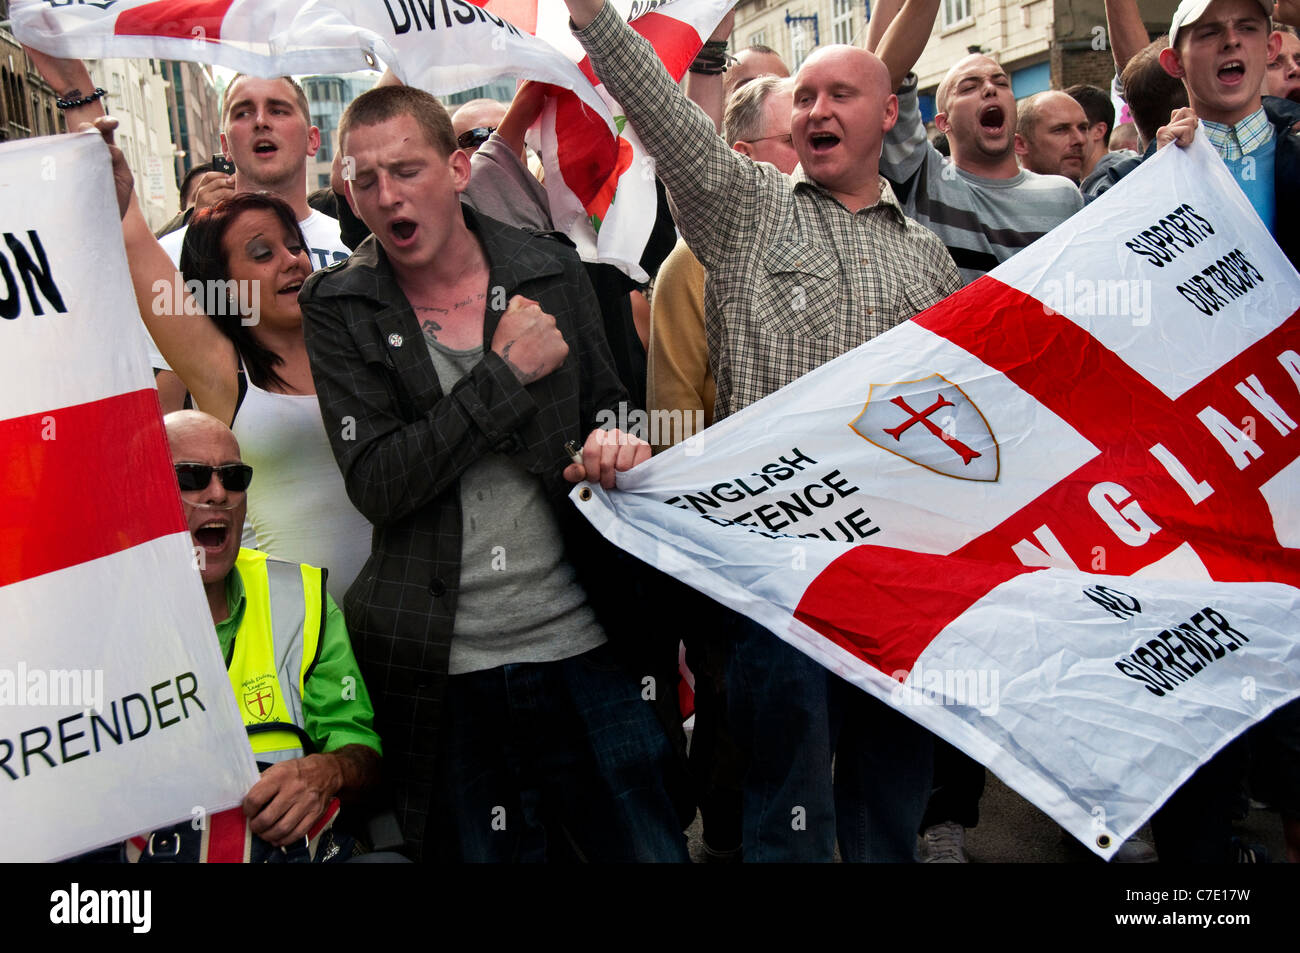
top-left (576, 3), bottom-right (962, 420)
top-left (299, 205), bottom-right (627, 854)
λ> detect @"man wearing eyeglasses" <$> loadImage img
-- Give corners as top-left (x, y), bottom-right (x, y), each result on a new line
top-left (157, 410), bottom-right (383, 859)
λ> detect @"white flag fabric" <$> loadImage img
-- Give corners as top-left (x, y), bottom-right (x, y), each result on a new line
top-left (0, 133), bottom-right (259, 862)
top-left (531, 0), bottom-right (733, 279)
top-left (9, 0), bottom-right (606, 114)
top-left (10, 0), bottom-right (732, 279)
top-left (573, 135), bottom-right (1300, 860)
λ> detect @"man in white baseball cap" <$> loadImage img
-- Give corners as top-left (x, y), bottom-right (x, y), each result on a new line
top-left (1150, 0), bottom-right (1300, 865)
top-left (1158, 0), bottom-right (1298, 267)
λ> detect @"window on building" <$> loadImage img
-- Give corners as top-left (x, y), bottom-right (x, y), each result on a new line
top-left (789, 21), bottom-right (811, 69)
top-left (319, 173), bottom-right (332, 190)
top-left (832, 0), bottom-right (855, 46)
top-left (747, 30), bottom-right (767, 48)
top-left (942, 0), bottom-right (972, 29)
top-left (15, 75), bottom-right (30, 127)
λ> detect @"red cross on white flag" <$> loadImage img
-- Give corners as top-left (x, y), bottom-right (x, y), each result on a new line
top-left (574, 135), bottom-right (1300, 859)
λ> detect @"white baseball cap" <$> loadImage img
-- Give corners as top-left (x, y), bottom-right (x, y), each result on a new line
top-left (1169, 0), bottom-right (1272, 48)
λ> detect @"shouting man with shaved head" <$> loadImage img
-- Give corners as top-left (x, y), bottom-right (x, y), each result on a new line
top-left (868, 0), bottom-right (1083, 283)
top-left (862, 0), bottom-right (1087, 862)
top-left (558, 0), bottom-right (960, 861)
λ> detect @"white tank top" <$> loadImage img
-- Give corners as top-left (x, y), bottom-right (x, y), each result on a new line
top-left (231, 378), bottom-right (372, 604)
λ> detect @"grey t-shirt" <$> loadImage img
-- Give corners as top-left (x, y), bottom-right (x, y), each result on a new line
top-left (423, 334), bottom-right (606, 674)
top-left (880, 74), bottom-right (1084, 284)
top-left (464, 134), bottom-right (553, 233)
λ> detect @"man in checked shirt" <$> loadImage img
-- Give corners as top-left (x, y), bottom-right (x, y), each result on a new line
top-left (560, 0), bottom-right (962, 860)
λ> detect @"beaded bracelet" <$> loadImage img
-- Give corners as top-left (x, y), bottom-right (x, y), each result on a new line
top-left (689, 40), bottom-right (735, 75)
top-left (55, 87), bottom-right (108, 110)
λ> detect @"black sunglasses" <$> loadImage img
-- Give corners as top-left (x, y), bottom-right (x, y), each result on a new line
top-left (175, 463), bottom-right (254, 493)
top-left (457, 126), bottom-right (496, 150)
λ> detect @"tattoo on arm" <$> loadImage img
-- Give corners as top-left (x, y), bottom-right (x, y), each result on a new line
top-left (500, 339), bottom-right (541, 385)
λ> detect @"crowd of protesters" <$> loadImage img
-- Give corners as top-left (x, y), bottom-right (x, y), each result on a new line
top-left (23, 0), bottom-right (1300, 863)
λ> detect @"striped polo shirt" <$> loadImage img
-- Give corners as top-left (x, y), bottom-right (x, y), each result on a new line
top-left (881, 74), bottom-right (1084, 285)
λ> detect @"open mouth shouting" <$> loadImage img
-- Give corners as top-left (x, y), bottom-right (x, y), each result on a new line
top-left (252, 138), bottom-right (279, 157)
top-left (193, 520), bottom-right (230, 553)
top-left (188, 511), bottom-right (237, 563)
top-left (1217, 59), bottom-right (1247, 86)
top-left (807, 130), bottom-right (841, 154)
top-left (979, 103), bottom-right (1007, 135)
top-left (388, 218), bottom-right (419, 246)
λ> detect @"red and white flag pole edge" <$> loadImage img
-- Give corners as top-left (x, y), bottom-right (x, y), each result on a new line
top-left (0, 133), bottom-right (259, 862)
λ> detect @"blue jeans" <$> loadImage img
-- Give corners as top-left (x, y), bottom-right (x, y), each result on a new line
top-left (432, 643), bottom-right (689, 863)
top-left (725, 614), bottom-right (932, 862)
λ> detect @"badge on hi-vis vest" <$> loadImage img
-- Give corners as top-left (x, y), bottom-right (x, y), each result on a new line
top-left (242, 676), bottom-right (277, 722)
top-left (850, 373), bottom-right (1000, 482)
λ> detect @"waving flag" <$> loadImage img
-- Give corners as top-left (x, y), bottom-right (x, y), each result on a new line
top-left (531, 0), bottom-right (732, 278)
top-left (0, 133), bottom-right (258, 861)
top-left (572, 136), bottom-right (1300, 859)
top-left (11, 0), bottom-right (733, 278)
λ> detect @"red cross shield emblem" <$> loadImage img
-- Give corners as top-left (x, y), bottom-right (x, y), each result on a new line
top-left (849, 373), bottom-right (1000, 481)
top-left (242, 678), bottom-right (276, 723)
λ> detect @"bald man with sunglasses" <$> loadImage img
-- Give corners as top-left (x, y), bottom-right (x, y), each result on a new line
top-left (144, 411), bottom-right (384, 860)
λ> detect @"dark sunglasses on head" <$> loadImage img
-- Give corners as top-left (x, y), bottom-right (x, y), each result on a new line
top-left (457, 126), bottom-right (496, 150)
top-left (175, 463), bottom-right (254, 493)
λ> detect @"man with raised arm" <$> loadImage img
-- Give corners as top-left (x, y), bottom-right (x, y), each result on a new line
top-left (867, 0), bottom-right (1083, 283)
top-left (558, 0), bottom-right (961, 862)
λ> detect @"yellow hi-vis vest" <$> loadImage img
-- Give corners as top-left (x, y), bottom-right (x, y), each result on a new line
top-left (226, 548), bottom-right (327, 763)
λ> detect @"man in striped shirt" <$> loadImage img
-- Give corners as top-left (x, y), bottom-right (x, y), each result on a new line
top-left (869, 0), bottom-right (1084, 284)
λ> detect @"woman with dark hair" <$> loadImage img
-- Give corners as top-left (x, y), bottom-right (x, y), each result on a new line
top-left (122, 190), bottom-right (372, 603)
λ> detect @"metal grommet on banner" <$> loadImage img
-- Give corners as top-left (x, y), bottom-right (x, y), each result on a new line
top-left (363, 49), bottom-right (377, 69)
top-left (1096, 833), bottom-right (1112, 850)
top-left (147, 831), bottom-right (181, 858)
top-left (578, 486), bottom-right (593, 502)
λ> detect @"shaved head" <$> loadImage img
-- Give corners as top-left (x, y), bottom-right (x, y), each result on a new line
top-left (727, 46), bottom-right (791, 95)
top-left (791, 44), bottom-right (898, 208)
top-left (165, 409), bottom-right (240, 456)
top-left (164, 410), bottom-right (246, 594)
top-left (937, 53), bottom-right (1003, 113)
top-left (1014, 90), bottom-right (1090, 181)
top-left (934, 52), bottom-right (1020, 177)
top-left (797, 44), bottom-right (893, 95)
top-left (450, 98), bottom-right (507, 152)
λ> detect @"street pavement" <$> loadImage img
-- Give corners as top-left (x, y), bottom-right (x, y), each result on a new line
top-left (684, 765), bottom-right (1290, 863)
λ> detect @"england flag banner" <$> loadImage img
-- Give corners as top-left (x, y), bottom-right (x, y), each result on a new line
top-left (11, 0), bottom-right (733, 279)
top-left (573, 135), bottom-right (1300, 859)
top-left (0, 133), bottom-right (258, 862)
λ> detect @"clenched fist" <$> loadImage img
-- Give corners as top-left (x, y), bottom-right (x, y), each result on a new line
top-left (491, 295), bottom-right (569, 384)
